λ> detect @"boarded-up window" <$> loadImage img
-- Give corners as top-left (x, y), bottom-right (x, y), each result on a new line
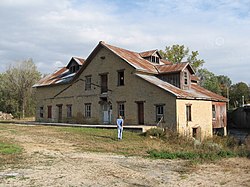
top-left (186, 105), bottom-right (192, 121)
top-left (67, 105), bottom-right (72, 118)
top-left (85, 103), bottom-right (91, 118)
top-left (47, 106), bottom-right (52, 119)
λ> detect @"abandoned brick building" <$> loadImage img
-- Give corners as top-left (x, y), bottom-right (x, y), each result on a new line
top-left (33, 41), bottom-right (228, 139)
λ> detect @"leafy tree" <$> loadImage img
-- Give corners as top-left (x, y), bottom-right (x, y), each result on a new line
top-left (229, 82), bottom-right (250, 108)
top-left (159, 44), bottom-right (205, 71)
top-left (216, 75), bottom-right (232, 98)
top-left (197, 68), bottom-right (221, 94)
top-left (1, 59), bottom-right (41, 118)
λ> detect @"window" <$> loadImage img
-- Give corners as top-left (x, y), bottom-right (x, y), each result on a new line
top-left (156, 105), bottom-right (164, 122)
top-left (184, 72), bottom-right (188, 85)
top-left (47, 105), bottom-right (52, 119)
top-left (186, 105), bottom-right (192, 121)
top-left (212, 105), bottom-right (216, 120)
top-left (117, 70), bottom-right (124, 86)
top-left (85, 103), bottom-right (91, 118)
top-left (152, 56), bottom-right (156, 62)
top-left (100, 74), bottom-right (108, 93)
top-left (85, 76), bottom-right (91, 90)
top-left (39, 107), bottom-right (44, 118)
top-left (67, 105), bottom-right (72, 118)
top-left (118, 102), bottom-right (125, 117)
top-left (156, 57), bottom-right (159, 64)
top-left (70, 65), bottom-right (79, 73)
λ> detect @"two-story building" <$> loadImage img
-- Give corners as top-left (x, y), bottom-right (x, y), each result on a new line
top-left (33, 41), bottom-right (228, 140)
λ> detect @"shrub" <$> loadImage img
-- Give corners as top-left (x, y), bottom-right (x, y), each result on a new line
top-left (142, 127), bottom-right (165, 138)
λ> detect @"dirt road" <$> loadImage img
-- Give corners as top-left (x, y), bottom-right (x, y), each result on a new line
top-left (0, 124), bottom-right (250, 187)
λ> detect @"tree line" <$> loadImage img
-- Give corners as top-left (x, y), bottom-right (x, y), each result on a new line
top-left (160, 44), bottom-right (250, 108)
top-left (0, 46), bottom-right (249, 118)
top-left (0, 59), bottom-right (41, 118)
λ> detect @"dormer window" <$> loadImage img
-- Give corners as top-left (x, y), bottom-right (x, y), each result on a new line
top-left (69, 65), bottom-right (79, 73)
top-left (151, 56), bottom-right (159, 64)
top-left (184, 72), bottom-right (188, 85)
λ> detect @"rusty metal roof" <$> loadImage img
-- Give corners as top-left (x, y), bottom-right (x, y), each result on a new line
top-left (160, 59), bottom-right (172, 65)
top-left (139, 50), bottom-right (158, 57)
top-left (136, 74), bottom-right (228, 102)
top-left (155, 63), bottom-right (188, 74)
top-left (102, 42), bottom-right (158, 73)
top-left (34, 41), bottom-right (227, 102)
top-left (33, 57), bottom-right (85, 87)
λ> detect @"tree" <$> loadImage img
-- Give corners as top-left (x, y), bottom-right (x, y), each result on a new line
top-left (196, 68), bottom-right (221, 94)
top-left (1, 59), bottom-right (41, 118)
top-left (159, 44), bottom-right (205, 71)
top-left (229, 82), bottom-right (250, 108)
top-left (216, 75), bottom-right (232, 98)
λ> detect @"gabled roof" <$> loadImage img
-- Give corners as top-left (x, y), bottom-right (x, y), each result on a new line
top-left (155, 62), bottom-right (195, 74)
top-left (101, 42), bottom-right (158, 73)
top-left (66, 57), bottom-right (85, 68)
top-left (33, 41), bottom-right (227, 102)
top-left (139, 50), bottom-right (162, 58)
top-left (33, 57), bottom-right (85, 87)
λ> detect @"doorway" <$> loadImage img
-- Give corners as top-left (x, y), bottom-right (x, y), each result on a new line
top-left (137, 102), bottom-right (144, 125)
top-left (57, 104), bottom-right (63, 123)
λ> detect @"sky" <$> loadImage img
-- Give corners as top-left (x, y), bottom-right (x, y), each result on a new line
top-left (0, 0), bottom-right (249, 84)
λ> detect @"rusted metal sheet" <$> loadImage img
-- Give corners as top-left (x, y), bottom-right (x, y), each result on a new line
top-left (33, 57), bottom-right (85, 87)
top-left (103, 42), bottom-right (158, 73)
top-left (156, 63), bottom-right (188, 74)
top-left (139, 50), bottom-right (157, 57)
top-left (33, 41), bottom-right (228, 103)
top-left (212, 102), bottom-right (227, 128)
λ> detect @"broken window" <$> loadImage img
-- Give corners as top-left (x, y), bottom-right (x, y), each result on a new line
top-left (47, 105), bottom-right (52, 119)
top-left (186, 105), bottom-right (192, 121)
top-left (85, 103), bottom-right (91, 118)
top-left (156, 105), bottom-right (164, 122)
top-left (85, 76), bottom-right (92, 90)
top-left (67, 104), bottom-right (72, 118)
top-left (117, 70), bottom-right (124, 86)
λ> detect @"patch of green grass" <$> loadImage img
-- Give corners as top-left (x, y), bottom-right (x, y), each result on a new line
top-left (0, 142), bottom-right (22, 154)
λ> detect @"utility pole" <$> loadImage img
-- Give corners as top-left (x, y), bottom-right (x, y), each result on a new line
top-left (242, 95), bottom-right (245, 107)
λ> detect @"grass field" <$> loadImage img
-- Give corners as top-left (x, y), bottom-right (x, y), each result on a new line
top-left (0, 123), bottom-right (249, 166)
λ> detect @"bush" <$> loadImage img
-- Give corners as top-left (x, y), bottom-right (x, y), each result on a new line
top-left (142, 127), bottom-right (165, 138)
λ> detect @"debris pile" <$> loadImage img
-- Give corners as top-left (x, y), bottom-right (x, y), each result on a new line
top-left (0, 111), bottom-right (13, 120)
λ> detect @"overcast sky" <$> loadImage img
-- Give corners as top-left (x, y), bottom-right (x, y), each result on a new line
top-left (0, 0), bottom-right (249, 84)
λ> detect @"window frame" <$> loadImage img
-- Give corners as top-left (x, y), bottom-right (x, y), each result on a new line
top-left (155, 104), bottom-right (164, 122)
top-left (85, 75), bottom-right (92, 90)
top-left (186, 104), bottom-right (192, 122)
top-left (47, 105), bottom-right (52, 119)
top-left (184, 71), bottom-right (188, 85)
top-left (85, 103), bottom-right (91, 118)
top-left (117, 70), bottom-right (125, 86)
top-left (212, 104), bottom-right (216, 120)
top-left (117, 102), bottom-right (125, 117)
top-left (39, 106), bottom-right (44, 118)
top-left (66, 104), bottom-right (72, 118)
